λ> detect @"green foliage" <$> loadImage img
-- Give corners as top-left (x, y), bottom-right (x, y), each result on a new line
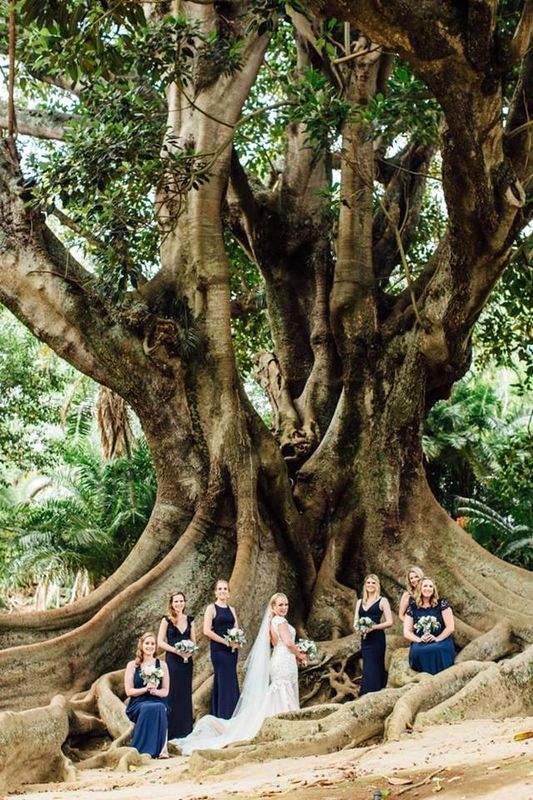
top-left (0, 309), bottom-right (92, 475)
top-left (0, 436), bottom-right (156, 593)
top-left (424, 373), bottom-right (532, 567)
top-left (474, 236), bottom-right (532, 392)
top-left (455, 497), bottom-right (532, 569)
top-left (360, 62), bottom-right (441, 147)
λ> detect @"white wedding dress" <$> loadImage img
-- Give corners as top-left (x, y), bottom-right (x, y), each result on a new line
top-left (171, 611), bottom-right (299, 755)
top-left (267, 615), bottom-right (299, 715)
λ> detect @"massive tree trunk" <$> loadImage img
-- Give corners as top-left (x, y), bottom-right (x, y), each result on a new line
top-left (0, 0), bottom-right (532, 790)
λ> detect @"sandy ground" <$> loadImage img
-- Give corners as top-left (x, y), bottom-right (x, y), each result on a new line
top-left (12, 716), bottom-right (532, 800)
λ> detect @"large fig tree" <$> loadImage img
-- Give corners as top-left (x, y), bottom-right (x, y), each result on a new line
top-left (0, 0), bottom-right (531, 786)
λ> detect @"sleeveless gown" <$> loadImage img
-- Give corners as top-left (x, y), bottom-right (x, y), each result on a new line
top-left (165, 615), bottom-right (194, 738)
top-left (210, 603), bottom-right (240, 719)
top-left (267, 615), bottom-right (299, 714)
top-left (125, 658), bottom-right (168, 758)
top-left (359, 597), bottom-right (387, 695)
top-left (407, 598), bottom-right (455, 674)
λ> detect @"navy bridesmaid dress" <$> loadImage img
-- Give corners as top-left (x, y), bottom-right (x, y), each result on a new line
top-left (359, 597), bottom-right (387, 695)
top-left (165, 615), bottom-right (194, 738)
top-left (210, 603), bottom-right (240, 718)
top-left (125, 658), bottom-right (168, 757)
top-left (407, 598), bottom-right (455, 675)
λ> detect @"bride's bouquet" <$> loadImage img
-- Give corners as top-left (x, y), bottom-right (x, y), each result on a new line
top-left (355, 616), bottom-right (374, 637)
top-left (174, 639), bottom-right (199, 662)
top-left (296, 639), bottom-right (318, 662)
top-left (224, 627), bottom-right (246, 647)
top-left (140, 663), bottom-right (163, 688)
top-left (415, 615), bottom-right (441, 637)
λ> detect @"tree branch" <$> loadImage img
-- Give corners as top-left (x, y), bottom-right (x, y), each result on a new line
top-left (50, 206), bottom-right (106, 250)
top-left (508, 0), bottom-right (533, 65)
top-left (0, 101), bottom-right (75, 140)
top-left (0, 140), bottom-right (149, 396)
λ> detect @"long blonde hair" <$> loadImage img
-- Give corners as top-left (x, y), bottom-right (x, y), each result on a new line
top-left (167, 591), bottom-right (186, 624)
top-left (405, 566), bottom-right (424, 596)
top-left (269, 592), bottom-right (288, 616)
top-left (414, 576), bottom-right (439, 607)
top-left (362, 574), bottom-right (381, 604)
top-left (134, 631), bottom-right (157, 666)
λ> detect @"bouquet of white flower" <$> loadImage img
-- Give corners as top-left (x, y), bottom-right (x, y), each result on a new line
top-left (140, 663), bottom-right (163, 688)
top-left (224, 627), bottom-right (246, 647)
top-left (355, 616), bottom-right (374, 636)
top-left (174, 639), bottom-right (199, 662)
top-left (296, 639), bottom-right (318, 662)
top-left (415, 615), bottom-right (441, 636)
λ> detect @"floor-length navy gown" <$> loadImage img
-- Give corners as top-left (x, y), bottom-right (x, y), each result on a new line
top-left (407, 598), bottom-right (455, 675)
top-left (210, 603), bottom-right (240, 718)
top-left (359, 597), bottom-right (387, 695)
top-left (165, 615), bottom-right (194, 738)
top-left (126, 658), bottom-right (168, 757)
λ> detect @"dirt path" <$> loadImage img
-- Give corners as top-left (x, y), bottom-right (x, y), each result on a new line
top-left (13, 716), bottom-right (532, 800)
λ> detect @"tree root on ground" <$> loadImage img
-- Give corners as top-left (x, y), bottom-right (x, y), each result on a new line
top-left (1, 635), bottom-right (531, 792)
top-left (384, 660), bottom-right (491, 740)
top-left (456, 621), bottom-right (517, 663)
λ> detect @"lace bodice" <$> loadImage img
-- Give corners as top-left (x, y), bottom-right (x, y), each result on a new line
top-left (271, 615), bottom-right (296, 646)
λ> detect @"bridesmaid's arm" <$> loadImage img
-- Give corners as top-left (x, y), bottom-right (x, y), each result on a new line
top-left (398, 591), bottom-right (410, 622)
top-left (434, 607), bottom-right (455, 641)
top-left (157, 618), bottom-right (177, 655)
top-left (190, 619), bottom-right (196, 644)
top-left (203, 604), bottom-right (228, 646)
top-left (373, 598), bottom-right (393, 630)
top-left (403, 613), bottom-right (422, 644)
top-left (148, 662), bottom-right (170, 698)
top-left (124, 661), bottom-right (147, 697)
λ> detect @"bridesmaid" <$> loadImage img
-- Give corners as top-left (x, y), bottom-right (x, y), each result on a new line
top-left (124, 631), bottom-right (169, 758)
top-left (398, 565), bottom-right (424, 621)
top-left (204, 579), bottom-right (240, 718)
top-left (354, 574), bottom-right (393, 695)
top-left (157, 591), bottom-right (195, 739)
top-left (403, 576), bottom-right (455, 675)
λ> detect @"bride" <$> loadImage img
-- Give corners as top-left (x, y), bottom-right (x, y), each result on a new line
top-left (171, 592), bottom-right (306, 754)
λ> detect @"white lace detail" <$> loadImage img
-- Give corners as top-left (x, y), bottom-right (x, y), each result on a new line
top-left (268, 616), bottom-right (299, 716)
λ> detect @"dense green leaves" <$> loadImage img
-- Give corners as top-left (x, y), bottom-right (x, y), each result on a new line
top-left (424, 374), bottom-right (532, 568)
top-left (0, 435), bottom-right (156, 597)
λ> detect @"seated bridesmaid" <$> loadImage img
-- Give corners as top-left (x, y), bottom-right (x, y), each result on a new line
top-left (124, 631), bottom-right (170, 758)
top-left (398, 565), bottom-right (424, 622)
top-left (157, 591), bottom-right (195, 739)
top-left (403, 577), bottom-right (455, 675)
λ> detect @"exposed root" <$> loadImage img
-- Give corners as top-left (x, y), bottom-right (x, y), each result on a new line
top-left (0, 695), bottom-right (75, 794)
top-left (384, 660), bottom-right (491, 741)
top-left (456, 621), bottom-right (517, 663)
top-left (75, 746), bottom-right (150, 771)
top-left (185, 688), bottom-right (407, 776)
top-left (386, 647), bottom-right (426, 687)
top-left (416, 645), bottom-right (533, 727)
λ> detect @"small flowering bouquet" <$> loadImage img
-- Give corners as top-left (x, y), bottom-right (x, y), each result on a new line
top-left (140, 663), bottom-right (163, 688)
top-left (296, 639), bottom-right (318, 662)
top-left (415, 615), bottom-right (441, 636)
top-left (355, 616), bottom-right (375, 636)
top-left (224, 627), bottom-right (246, 647)
top-left (174, 639), bottom-right (199, 662)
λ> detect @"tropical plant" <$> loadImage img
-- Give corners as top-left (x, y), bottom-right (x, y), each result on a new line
top-left (455, 496), bottom-right (532, 569)
top-left (0, 436), bottom-right (156, 601)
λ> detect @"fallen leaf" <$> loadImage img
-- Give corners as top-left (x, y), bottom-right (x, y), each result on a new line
top-left (387, 776), bottom-right (413, 786)
top-left (487, 765), bottom-right (500, 771)
top-left (514, 731), bottom-right (533, 741)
